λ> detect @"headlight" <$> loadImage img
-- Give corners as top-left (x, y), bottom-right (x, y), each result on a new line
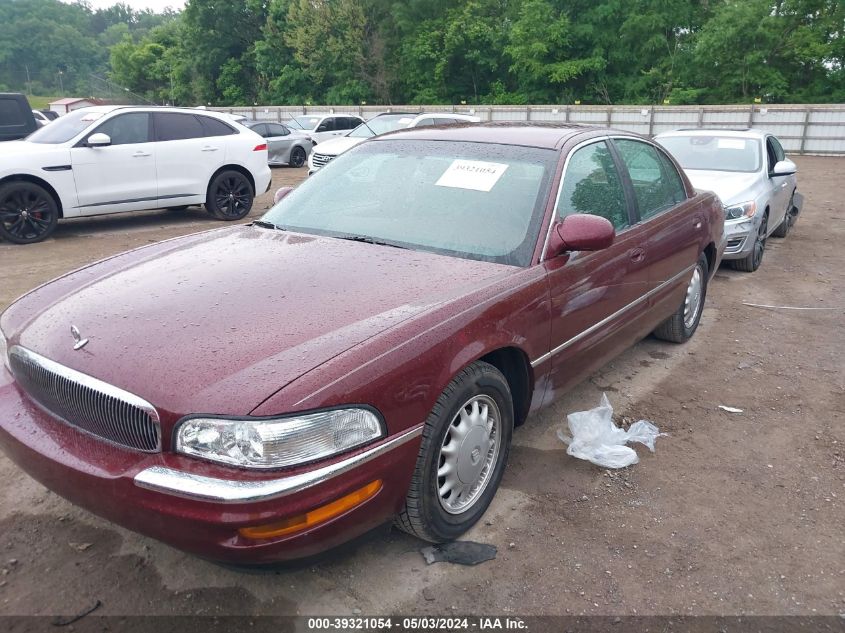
top-left (175, 407), bottom-right (384, 469)
top-left (724, 201), bottom-right (757, 220)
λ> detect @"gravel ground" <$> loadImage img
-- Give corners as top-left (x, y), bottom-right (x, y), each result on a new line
top-left (0, 158), bottom-right (842, 619)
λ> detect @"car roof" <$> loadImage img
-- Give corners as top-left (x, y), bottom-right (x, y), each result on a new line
top-left (656, 128), bottom-right (769, 139)
top-left (73, 105), bottom-right (236, 121)
top-left (372, 121), bottom-right (601, 149)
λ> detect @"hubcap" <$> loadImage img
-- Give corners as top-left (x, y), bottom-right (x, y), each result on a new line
top-left (214, 176), bottom-right (251, 217)
top-left (683, 265), bottom-right (704, 329)
top-left (437, 395), bottom-right (501, 514)
top-left (0, 188), bottom-right (53, 241)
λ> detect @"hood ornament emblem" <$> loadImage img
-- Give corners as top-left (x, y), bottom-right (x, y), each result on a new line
top-left (70, 325), bottom-right (89, 351)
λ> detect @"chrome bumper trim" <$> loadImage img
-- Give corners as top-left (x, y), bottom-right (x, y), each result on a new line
top-left (133, 423), bottom-right (424, 504)
top-left (530, 265), bottom-right (695, 368)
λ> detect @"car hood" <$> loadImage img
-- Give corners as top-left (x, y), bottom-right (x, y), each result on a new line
top-left (4, 226), bottom-right (515, 417)
top-left (314, 136), bottom-right (364, 156)
top-left (0, 140), bottom-right (68, 160)
top-left (684, 170), bottom-right (760, 206)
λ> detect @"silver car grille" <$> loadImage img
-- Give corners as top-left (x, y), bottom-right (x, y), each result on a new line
top-left (311, 153), bottom-right (335, 168)
top-left (8, 346), bottom-right (161, 452)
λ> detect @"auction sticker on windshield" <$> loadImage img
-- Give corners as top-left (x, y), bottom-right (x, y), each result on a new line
top-left (435, 159), bottom-right (509, 192)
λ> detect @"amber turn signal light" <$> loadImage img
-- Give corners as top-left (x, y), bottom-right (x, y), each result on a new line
top-left (238, 480), bottom-right (383, 540)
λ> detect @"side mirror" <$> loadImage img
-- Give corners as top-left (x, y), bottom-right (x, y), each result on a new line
top-left (273, 186), bottom-right (294, 204)
top-left (86, 133), bottom-right (111, 148)
top-left (771, 159), bottom-right (796, 177)
top-left (547, 214), bottom-right (615, 258)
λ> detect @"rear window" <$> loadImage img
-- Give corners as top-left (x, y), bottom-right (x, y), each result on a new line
top-left (200, 115), bottom-right (236, 137)
top-left (0, 99), bottom-right (26, 125)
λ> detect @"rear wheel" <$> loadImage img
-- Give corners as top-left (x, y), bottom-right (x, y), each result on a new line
top-left (396, 361), bottom-right (513, 542)
top-left (205, 170), bottom-right (254, 221)
top-left (731, 211), bottom-right (768, 273)
top-left (653, 253), bottom-right (708, 343)
top-left (289, 146), bottom-right (307, 168)
top-left (0, 181), bottom-right (59, 244)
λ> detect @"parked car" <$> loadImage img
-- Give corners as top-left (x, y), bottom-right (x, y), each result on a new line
top-left (0, 105), bottom-right (272, 244)
top-left (0, 93), bottom-right (37, 142)
top-left (308, 112), bottom-right (481, 173)
top-left (0, 123), bottom-right (725, 563)
top-left (656, 129), bottom-right (801, 272)
top-left (40, 109), bottom-right (60, 121)
top-left (285, 113), bottom-right (364, 144)
top-left (241, 120), bottom-right (314, 167)
top-left (31, 110), bottom-right (51, 127)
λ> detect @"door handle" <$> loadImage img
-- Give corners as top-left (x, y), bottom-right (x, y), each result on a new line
top-left (132, 151), bottom-right (151, 158)
top-left (629, 247), bottom-right (646, 263)
top-left (201, 146), bottom-right (219, 152)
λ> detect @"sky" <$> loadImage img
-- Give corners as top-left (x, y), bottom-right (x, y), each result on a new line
top-left (61, 0), bottom-right (185, 12)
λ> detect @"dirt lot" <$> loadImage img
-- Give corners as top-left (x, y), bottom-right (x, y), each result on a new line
top-left (0, 158), bottom-right (842, 619)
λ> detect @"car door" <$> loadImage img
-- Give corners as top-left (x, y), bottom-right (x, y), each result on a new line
top-left (264, 123), bottom-right (294, 163)
top-left (70, 111), bottom-right (158, 215)
top-left (311, 117), bottom-right (338, 143)
top-left (766, 135), bottom-right (792, 227)
top-left (152, 112), bottom-right (223, 207)
top-left (612, 138), bottom-right (701, 309)
top-left (544, 139), bottom-right (652, 393)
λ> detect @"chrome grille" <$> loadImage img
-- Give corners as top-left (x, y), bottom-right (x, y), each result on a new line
top-left (8, 346), bottom-right (161, 452)
top-left (311, 153), bottom-right (334, 168)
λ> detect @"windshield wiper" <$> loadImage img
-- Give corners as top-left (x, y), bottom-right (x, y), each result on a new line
top-left (337, 235), bottom-right (407, 249)
top-left (252, 219), bottom-right (282, 230)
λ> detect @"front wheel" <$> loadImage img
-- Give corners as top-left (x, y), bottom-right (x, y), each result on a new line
top-left (0, 181), bottom-right (59, 244)
top-left (653, 253), bottom-right (709, 343)
top-left (205, 170), bottom-right (254, 221)
top-left (731, 212), bottom-right (768, 272)
top-left (396, 361), bottom-right (513, 542)
top-left (771, 193), bottom-right (794, 238)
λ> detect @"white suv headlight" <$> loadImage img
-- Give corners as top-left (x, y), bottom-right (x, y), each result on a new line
top-left (175, 407), bottom-right (384, 469)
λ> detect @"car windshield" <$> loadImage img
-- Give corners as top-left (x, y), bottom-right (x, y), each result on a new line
top-left (288, 116), bottom-right (321, 131)
top-left (262, 140), bottom-right (555, 266)
top-left (348, 114), bottom-right (418, 139)
top-left (26, 109), bottom-right (106, 144)
top-left (658, 135), bottom-right (761, 173)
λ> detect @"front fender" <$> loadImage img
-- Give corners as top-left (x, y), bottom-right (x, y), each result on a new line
top-left (251, 267), bottom-right (551, 436)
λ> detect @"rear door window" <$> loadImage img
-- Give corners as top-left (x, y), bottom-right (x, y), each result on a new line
top-left (613, 138), bottom-right (683, 220)
top-left (153, 113), bottom-right (206, 141)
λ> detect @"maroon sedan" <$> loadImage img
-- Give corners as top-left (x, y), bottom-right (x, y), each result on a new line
top-left (0, 123), bottom-right (725, 563)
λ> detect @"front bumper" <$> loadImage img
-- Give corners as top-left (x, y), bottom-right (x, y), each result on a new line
top-left (720, 215), bottom-right (761, 261)
top-left (0, 372), bottom-right (421, 564)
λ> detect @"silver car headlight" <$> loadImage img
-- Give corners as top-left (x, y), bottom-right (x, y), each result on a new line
top-left (724, 200), bottom-right (757, 221)
top-left (175, 407), bottom-right (384, 469)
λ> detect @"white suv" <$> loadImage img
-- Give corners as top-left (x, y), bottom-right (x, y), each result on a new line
top-left (308, 112), bottom-right (481, 173)
top-left (284, 114), bottom-right (364, 144)
top-left (0, 106), bottom-right (272, 244)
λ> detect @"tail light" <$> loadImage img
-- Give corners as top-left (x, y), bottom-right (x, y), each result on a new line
top-left (253, 143), bottom-right (267, 152)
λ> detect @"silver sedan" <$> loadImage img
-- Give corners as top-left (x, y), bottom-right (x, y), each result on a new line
top-left (242, 121), bottom-right (314, 168)
top-left (656, 129), bottom-right (802, 272)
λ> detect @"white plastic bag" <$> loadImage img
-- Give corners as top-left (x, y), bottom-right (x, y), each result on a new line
top-left (556, 393), bottom-right (665, 468)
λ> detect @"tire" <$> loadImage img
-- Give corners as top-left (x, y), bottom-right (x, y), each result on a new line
top-left (653, 253), bottom-right (709, 344)
top-left (396, 361), bottom-right (514, 542)
top-left (205, 170), bottom-right (254, 221)
top-left (771, 193), bottom-right (794, 238)
top-left (730, 211), bottom-right (768, 273)
top-left (289, 146), bottom-right (307, 168)
top-left (0, 181), bottom-right (59, 244)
